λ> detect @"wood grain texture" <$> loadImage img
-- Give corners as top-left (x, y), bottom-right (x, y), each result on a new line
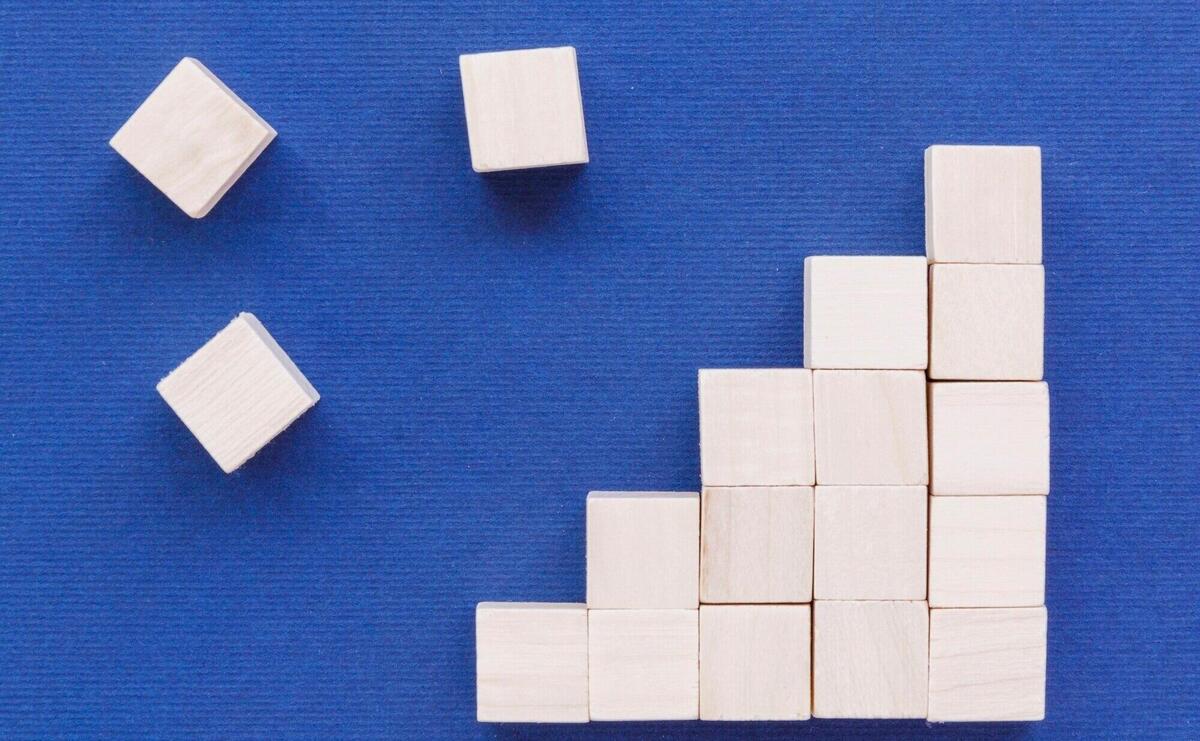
top-left (813, 486), bottom-right (927, 600)
top-left (813, 370), bottom-right (928, 485)
top-left (699, 605), bottom-right (811, 721)
top-left (929, 496), bottom-right (1046, 608)
top-left (588, 609), bottom-right (699, 721)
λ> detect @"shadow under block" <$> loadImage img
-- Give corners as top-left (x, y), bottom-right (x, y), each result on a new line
top-left (110, 58), bottom-right (276, 218)
top-left (588, 609), bottom-right (699, 721)
top-left (803, 256), bottom-right (928, 370)
top-left (812, 601), bottom-right (928, 719)
top-left (699, 605), bottom-right (811, 721)
top-left (459, 46), bottom-right (589, 173)
top-left (928, 607), bottom-right (1048, 722)
top-left (586, 492), bottom-right (699, 609)
top-left (925, 145), bottom-right (1042, 264)
top-left (700, 487), bottom-right (813, 604)
top-left (698, 369), bottom-right (814, 487)
top-left (156, 313), bottom-right (319, 473)
top-left (929, 496), bottom-right (1046, 608)
top-left (813, 486), bottom-right (927, 600)
top-left (475, 603), bottom-right (589, 723)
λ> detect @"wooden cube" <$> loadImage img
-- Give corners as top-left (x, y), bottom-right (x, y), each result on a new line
top-left (699, 605), bottom-right (811, 721)
top-left (929, 496), bottom-right (1046, 608)
top-left (459, 46), bottom-right (588, 173)
top-left (700, 486), bottom-right (813, 603)
top-left (157, 313), bottom-right (319, 473)
top-left (698, 369), bottom-right (814, 487)
top-left (803, 256), bottom-right (928, 370)
top-left (475, 602), bottom-right (589, 723)
top-left (925, 145), bottom-right (1042, 264)
top-left (813, 486), bottom-right (927, 600)
top-left (588, 609), bottom-right (699, 721)
top-left (929, 264), bottom-right (1045, 380)
top-left (813, 370), bottom-right (927, 485)
top-left (929, 607), bottom-right (1047, 722)
top-left (110, 58), bottom-right (276, 218)
top-left (812, 601), bottom-right (928, 718)
top-left (586, 492), bottom-right (698, 609)
top-left (930, 382), bottom-right (1050, 496)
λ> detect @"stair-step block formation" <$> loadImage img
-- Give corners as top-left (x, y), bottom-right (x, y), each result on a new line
top-left (588, 609), bottom-right (699, 721)
top-left (929, 495), bottom-right (1047, 607)
top-left (700, 486), bottom-right (813, 603)
top-left (814, 486), bottom-right (927, 600)
top-left (699, 605), bottom-right (811, 721)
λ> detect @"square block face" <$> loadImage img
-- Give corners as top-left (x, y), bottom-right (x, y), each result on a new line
top-left (803, 256), bottom-right (928, 370)
top-left (929, 264), bottom-right (1045, 380)
top-left (813, 370), bottom-right (928, 485)
top-left (698, 369), bottom-right (814, 487)
top-left (588, 609), bottom-right (699, 721)
top-left (156, 313), bottom-right (319, 473)
top-left (930, 382), bottom-right (1050, 496)
top-left (929, 607), bottom-right (1047, 722)
top-left (699, 605), bottom-right (811, 721)
top-left (925, 145), bottom-right (1042, 264)
top-left (586, 492), bottom-right (699, 609)
top-left (700, 487), bottom-right (813, 604)
top-left (812, 601), bottom-right (928, 719)
top-left (459, 47), bottom-right (588, 173)
top-left (929, 496), bottom-right (1046, 607)
top-left (814, 486), bottom-right (927, 600)
top-left (475, 603), bottom-right (589, 723)
top-left (110, 58), bottom-right (276, 218)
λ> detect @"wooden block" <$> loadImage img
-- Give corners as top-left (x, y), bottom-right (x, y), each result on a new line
top-left (812, 601), bottom-right (928, 719)
top-left (813, 370), bottom-right (928, 485)
top-left (110, 58), bottom-right (276, 218)
top-left (586, 492), bottom-right (698, 609)
top-left (699, 605), bottom-right (811, 721)
top-left (925, 145), bottom-right (1042, 264)
top-left (803, 256), bottom-right (928, 370)
top-left (930, 382), bottom-right (1050, 496)
top-left (588, 609), bottom-right (699, 721)
top-left (700, 486), bottom-right (813, 603)
top-left (929, 607), bottom-right (1047, 722)
top-left (157, 313), bottom-right (319, 473)
top-left (929, 496), bottom-right (1046, 607)
top-left (698, 369), bottom-right (814, 487)
top-left (459, 47), bottom-right (588, 173)
top-left (813, 486), bottom-right (927, 600)
top-left (929, 264), bottom-right (1045, 380)
top-left (475, 602), bottom-right (589, 723)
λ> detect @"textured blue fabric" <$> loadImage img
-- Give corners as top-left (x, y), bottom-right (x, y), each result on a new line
top-left (1, 1), bottom-right (1197, 737)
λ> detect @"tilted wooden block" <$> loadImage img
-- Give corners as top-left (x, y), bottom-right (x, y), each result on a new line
top-left (813, 486), bottom-right (927, 600)
top-left (699, 605), bottom-right (811, 721)
top-left (475, 602), bottom-right (589, 723)
top-left (813, 370), bottom-right (928, 485)
top-left (157, 313), bottom-right (319, 473)
top-left (929, 496), bottom-right (1046, 608)
top-left (110, 58), bottom-right (276, 218)
top-left (586, 491), bottom-right (698, 609)
top-left (588, 609), bottom-right (699, 721)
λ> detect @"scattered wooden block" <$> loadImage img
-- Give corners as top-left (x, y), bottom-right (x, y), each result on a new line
top-left (588, 609), bottom-right (699, 721)
top-left (813, 486), bottom-right (927, 600)
top-left (475, 602), bottom-right (589, 723)
top-left (929, 496), bottom-right (1046, 608)
top-left (813, 370), bottom-right (928, 485)
top-left (803, 256), bottom-right (928, 370)
top-left (586, 492), bottom-right (699, 609)
top-left (110, 58), bottom-right (276, 218)
top-left (459, 46), bottom-right (589, 173)
top-left (929, 607), bottom-right (1048, 722)
top-left (700, 486), bottom-right (813, 603)
top-left (699, 605), bottom-right (811, 721)
top-left (157, 313), bottom-right (319, 473)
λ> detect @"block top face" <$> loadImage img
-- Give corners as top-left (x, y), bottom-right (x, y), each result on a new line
top-left (459, 46), bottom-right (588, 173)
top-left (929, 495), bottom-right (1046, 608)
top-left (110, 58), bottom-right (276, 218)
top-left (813, 486), bottom-right (927, 600)
top-left (588, 609), bottom-right (700, 721)
top-left (699, 605), bottom-right (812, 721)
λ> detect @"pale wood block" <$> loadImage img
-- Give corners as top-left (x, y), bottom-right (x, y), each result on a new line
top-left (699, 605), bottom-right (811, 721)
top-left (698, 369), bottom-right (814, 487)
top-left (110, 58), bottom-right (276, 218)
top-left (459, 47), bottom-right (588, 173)
top-left (929, 264), bottom-right (1045, 380)
top-left (475, 602), bottom-right (589, 723)
top-left (925, 145), bottom-right (1042, 264)
top-left (700, 487), bottom-right (813, 604)
top-left (813, 370), bottom-right (928, 485)
top-left (588, 609), bottom-right (699, 721)
top-left (929, 607), bottom-right (1047, 722)
top-left (813, 486), bottom-right (927, 600)
top-left (586, 492), bottom-right (698, 609)
top-left (157, 313), bottom-right (319, 473)
top-left (812, 600), bottom-right (928, 719)
top-left (803, 256), bottom-right (928, 370)
top-left (930, 382), bottom-right (1050, 496)
top-left (929, 496), bottom-right (1046, 607)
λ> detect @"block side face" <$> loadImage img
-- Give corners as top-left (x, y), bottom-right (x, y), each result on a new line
top-left (588, 610), bottom-right (699, 721)
top-left (813, 486), bottom-right (927, 600)
top-left (586, 494), bottom-right (699, 608)
top-left (928, 496), bottom-right (1047, 607)
top-left (699, 605), bottom-right (811, 721)
top-left (813, 370), bottom-right (928, 485)
top-left (700, 487), bottom-right (813, 603)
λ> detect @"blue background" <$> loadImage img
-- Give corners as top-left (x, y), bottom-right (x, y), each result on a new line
top-left (1, 1), bottom-right (1197, 738)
